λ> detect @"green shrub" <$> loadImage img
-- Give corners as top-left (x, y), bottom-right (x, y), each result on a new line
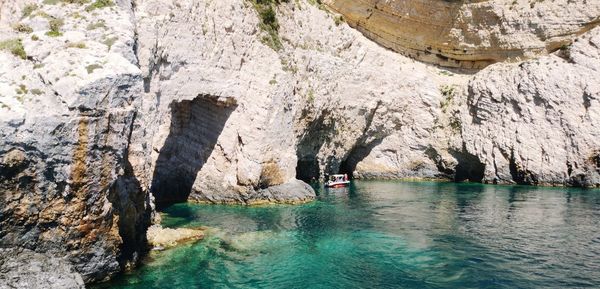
top-left (16, 84), bottom-right (28, 95)
top-left (86, 64), bottom-right (103, 74)
top-left (46, 18), bottom-right (64, 37)
top-left (0, 39), bottom-right (27, 59)
top-left (449, 116), bottom-right (462, 132)
top-left (85, 0), bottom-right (114, 12)
top-left (249, 0), bottom-right (289, 51)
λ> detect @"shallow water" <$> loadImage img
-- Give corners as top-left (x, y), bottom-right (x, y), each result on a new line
top-left (94, 181), bottom-right (600, 289)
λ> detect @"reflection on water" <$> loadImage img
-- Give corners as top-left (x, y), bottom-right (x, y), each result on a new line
top-left (94, 181), bottom-right (600, 289)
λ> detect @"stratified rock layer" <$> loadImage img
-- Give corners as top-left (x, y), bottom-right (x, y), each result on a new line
top-left (324, 0), bottom-right (600, 68)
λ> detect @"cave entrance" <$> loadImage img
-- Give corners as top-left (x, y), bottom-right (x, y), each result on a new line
top-left (338, 139), bottom-right (383, 180)
top-left (449, 148), bottom-right (485, 182)
top-left (151, 96), bottom-right (236, 207)
top-left (295, 111), bottom-right (334, 182)
top-left (296, 159), bottom-right (320, 182)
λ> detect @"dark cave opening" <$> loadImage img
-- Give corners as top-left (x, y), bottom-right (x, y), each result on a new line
top-left (296, 159), bottom-right (320, 182)
top-left (339, 139), bottom-right (383, 179)
top-left (151, 96), bottom-right (236, 207)
top-left (295, 111), bottom-right (334, 182)
top-left (449, 148), bottom-right (486, 182)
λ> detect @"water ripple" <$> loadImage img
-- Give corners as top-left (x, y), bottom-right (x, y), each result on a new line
top-left (95, 181), bottom-right (600, 289)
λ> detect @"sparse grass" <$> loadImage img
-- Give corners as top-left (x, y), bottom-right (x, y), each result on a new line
top-left (13, 23), bottom-right (33, 34)
top-left (16, 84), bottom-right (28, 95)
top-left (334, 15), bottom-right (344, 26)
top-left (31, 34), bottom-right (40, 41)
top-left (22, 4), bottom-right (38, 18)
top-left (44, 0), bottom-right (90, 4)
top-left (63, 0), bottom-right (91, 4)
top-left (438, 70), bottom-right (454, 76)
top-left (86, 63), bottom-right (103, 74)
top-left (0, 39), bottom-right (27, 59)
top-left (280, 58), bottom-right (298, 73)
top-left (439, 84), bottom-right (457, 113)
top-left (46, 18), bottom-right (64, 37)
top-left (449, 115), bottom-right (462, 132)
top-left (87, 20), bottom-right (106, 30)
top-left (85, 0), bottom-right (114, 12)
top-left (71, 11), bottom-right (86, 19)
top-left (440, 84), bottom-right (456, 98)
top-left (67, 42), bottom-right (87, 49)
top-left (307, 89), bottom-right (315, 103)
top-left (102, 36), bottom-right (117, 50)
top-left (35, 11), bottom-right (53, 20)
top-left (30, 88), bottom-right (43, 95)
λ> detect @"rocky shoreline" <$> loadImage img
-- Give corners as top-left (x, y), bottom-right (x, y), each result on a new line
top-left (0, 0), bottom-right (599, 287)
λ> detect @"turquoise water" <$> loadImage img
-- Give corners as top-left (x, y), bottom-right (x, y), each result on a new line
top-left (94, 181), bottom-right (600, 288)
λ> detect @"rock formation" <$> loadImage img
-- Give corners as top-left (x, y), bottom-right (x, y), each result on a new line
top-left (0, 0), bottom-right (152, 283)
top-left (146, 225), bottom-right (204, 249)
top-left (324, 0), bottom-right (600, 68)
top-left (0, 0), bottom-right (598, 285)
top-left (0, 248), bottom-right (85, 289)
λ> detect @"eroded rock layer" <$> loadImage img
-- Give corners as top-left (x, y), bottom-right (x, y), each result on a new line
top-left (324, 0), bottom-right (600, 68)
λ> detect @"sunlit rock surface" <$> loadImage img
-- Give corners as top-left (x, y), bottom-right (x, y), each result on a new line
top-left (146, 225), bottom-right (204, 249)
top-left (324, 0), bottom-right (600, 68)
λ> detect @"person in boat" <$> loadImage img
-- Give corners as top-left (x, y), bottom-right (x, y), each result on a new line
top-left (344, 174), bottom-right (348, 181)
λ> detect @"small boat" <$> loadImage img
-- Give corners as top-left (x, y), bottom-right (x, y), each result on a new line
top-left (325, 174), bottom-right (350, 188)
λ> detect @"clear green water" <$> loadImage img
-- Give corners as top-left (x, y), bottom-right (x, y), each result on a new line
top-left (94, 181), bottom-right (600, 289)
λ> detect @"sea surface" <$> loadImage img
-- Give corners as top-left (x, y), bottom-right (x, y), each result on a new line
top-left (94, 181), bottom-right (600, 289)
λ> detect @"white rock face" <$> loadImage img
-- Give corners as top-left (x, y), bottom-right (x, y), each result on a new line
top-left (130, 0), bottom-right (316, 204)
top-left (455, 28), bottom-right (600, 186)
top-left (129, 0), bottom-right (455, 206)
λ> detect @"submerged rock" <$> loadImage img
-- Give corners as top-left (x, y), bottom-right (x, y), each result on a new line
top-left (146, 225), bottom-right (204, 249)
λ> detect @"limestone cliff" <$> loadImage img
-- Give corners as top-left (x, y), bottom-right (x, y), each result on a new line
top-left (324, 0), bottom-right (600, 68)
top-left (0, 0), bottom-right (152, 283)
top-left (0, 0), bottom-right (599, 286)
